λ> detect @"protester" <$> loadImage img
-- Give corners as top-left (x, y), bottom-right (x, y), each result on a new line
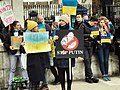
top-left (26, 20), bottom-right (45, 90)
top-left (36, 15), bottom-right (51, 90)
top-left (50, 22), bottom-right (60, 85)
top-left (83, 14), bottom-right (89, 24)
top-left (74, 14), bottom-right (99, 83)
top-left (96, 17), bottom-right (114, 81)
top-left (3, 21), bottom-right (28, 88)
top-left (54, 14), bottom-right (75, 90)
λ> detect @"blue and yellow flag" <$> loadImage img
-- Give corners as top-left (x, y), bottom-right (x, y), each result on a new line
top-left (38, 24), bottom-right (46, 32)
top-left (101, 32), bottom-right (111, 43)
top-left (90, 26), bottom-right (99, 36)
top-left (62, 0), bottom-right (77, 15)
top-left (24, 32), bottom-right (51, 53)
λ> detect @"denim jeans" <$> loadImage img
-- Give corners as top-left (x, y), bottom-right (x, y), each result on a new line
top-left (8, 54), bottom-right (28, 85)
top-left (83, 47), bottom-right (93, 78)
top-left (97, 44), bottom-right (109, 75)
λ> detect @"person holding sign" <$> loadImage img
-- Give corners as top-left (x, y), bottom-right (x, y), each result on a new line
top-left (25, 20), bottom-right (47, 90)
top-left (3, 21), bottom-right (28, 87)
top-left (96, 18), bottom-right (114, 81)
top-left (74, 14), bottom-right (99, 83)
top-left (36, 15), bottom-right (51, 90)
top-left (54, 14), bottom-right (75, 90)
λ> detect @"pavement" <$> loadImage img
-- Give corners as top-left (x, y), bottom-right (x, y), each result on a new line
top-left (49, 77), bottom-right (120, 90)
top-left (1, 77), bottom-right (120, 90)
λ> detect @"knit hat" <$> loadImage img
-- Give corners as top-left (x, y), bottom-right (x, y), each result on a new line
top-left (27, 20), bottom-right (38, 30)
top-left (59, 15), bottom-right (70, 24)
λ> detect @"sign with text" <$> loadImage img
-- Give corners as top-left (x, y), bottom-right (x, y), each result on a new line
top-left (0, 1), bottom-right (15, 27)
top-left (55, 30), bottom-right (84, 58)
top-left (11, 36), bottom-right (23, 50)
top-left (23, 32), bottom-right (51, 53)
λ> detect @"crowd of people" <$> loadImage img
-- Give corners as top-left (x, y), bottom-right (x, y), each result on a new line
top-left (0, 13), bottom-right (120, 90)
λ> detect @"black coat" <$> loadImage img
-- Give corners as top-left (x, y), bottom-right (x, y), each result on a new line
top-left (75, 22), bottom-right (95, 47)
top-left (27, 53), bottom-right (45, 83)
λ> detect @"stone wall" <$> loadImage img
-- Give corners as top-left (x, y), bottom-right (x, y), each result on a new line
top-left (0, 45), bottom-right (119, 88)
top-left (0, 46), bottom-right (9, 87)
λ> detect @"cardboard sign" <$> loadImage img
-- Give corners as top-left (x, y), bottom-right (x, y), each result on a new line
top-left (55, 30), bottom-right (84, 58)
top-left (11, 36), bottom-right (23, 50)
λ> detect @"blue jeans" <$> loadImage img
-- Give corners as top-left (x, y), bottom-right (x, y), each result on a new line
top-left (83, 47), bottom-right (93, 78)
top-left (9, 54), bottom-right (28, 85)
top-left (97, 44), bottom-right (109, 75)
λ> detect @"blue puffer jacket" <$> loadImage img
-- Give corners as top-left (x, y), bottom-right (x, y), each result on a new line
top-left (53, 24), bottom-right (75, 68)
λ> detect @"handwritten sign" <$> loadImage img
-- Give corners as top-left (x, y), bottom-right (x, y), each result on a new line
top-left (0, 1), bottom-right (15, 27)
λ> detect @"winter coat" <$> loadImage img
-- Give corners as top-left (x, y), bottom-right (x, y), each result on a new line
top-left (75, 22), bottom-right (95, 47)
top-left (27, 53), bottom-right (45, 83)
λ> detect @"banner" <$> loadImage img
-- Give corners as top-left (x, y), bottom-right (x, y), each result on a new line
top-left (24, 32), bottom-right (51, 53)
top-left (62, 0), bottom-right (77, 15)
top-left (0, 1), bottom-right (15, 27)
top-left (55, 30), bottom-right (84, 58)
top-left (11, 36), bottom-right (23, 50)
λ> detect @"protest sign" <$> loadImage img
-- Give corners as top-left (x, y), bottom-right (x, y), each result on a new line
top-left (55, 30), bottom-right (84, 58)
top-left (0, 1), bottom-right (15, 27)
top-left (24, 32), bottom-right (51, 53)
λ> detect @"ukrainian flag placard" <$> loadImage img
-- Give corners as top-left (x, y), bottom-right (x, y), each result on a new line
top-left (62, 0), bottom-right (77, 15)
top-left (23, 32), bottom-right (51, 53)
top-left (101, 36), bottom-right (111, 43)
top-left (116, 38), bottom-right (120, 44)
top-left (91, 31), bottom-right (99, 36)
top-left (90, 26), bottom-right (99, 36)
top-left (38, 24), bottom-right (46, 32)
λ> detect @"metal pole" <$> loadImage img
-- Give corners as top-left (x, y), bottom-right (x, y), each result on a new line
top-left (69, 58), bottom-right (72, 80)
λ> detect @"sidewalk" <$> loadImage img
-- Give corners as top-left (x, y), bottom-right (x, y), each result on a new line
top-left (49, 77), bottom-right (120, 90)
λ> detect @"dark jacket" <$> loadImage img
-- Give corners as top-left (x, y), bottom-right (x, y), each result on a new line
top-left (75, 21), bottom-right (95, 47)
top-left (55, 24), bottom-right (75, 68)
top-left (27, 53), bottom-right (45, 83)
top-left (3, 30), bottom-right (23, 54)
